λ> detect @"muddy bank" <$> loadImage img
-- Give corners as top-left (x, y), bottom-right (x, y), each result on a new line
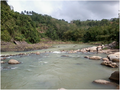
top-left (1, 41), bottom-right (71, 52)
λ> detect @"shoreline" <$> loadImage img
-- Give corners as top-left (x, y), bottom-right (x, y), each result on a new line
top-left (1, 41), bottom-right (73, 52)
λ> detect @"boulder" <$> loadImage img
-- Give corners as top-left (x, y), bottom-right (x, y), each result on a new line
top-left (58, 88), bottom-right (66, 90)
top-left (109, 71), bottom-right (119, 83)
top-left (93, 79), bottom-right (111, 84)
top-left (102, 58), bottom-right (109, 61)
top-left (84, 56), bottom-right (89, 58)
top-left (89, 56), bottom-right (102, 60)
top-left (1, 57), bottom-right (6, 60)
top-left (80, 49), bottom-right (87, 52)
top-left (107, 52), bottom-right (119, 62)
top-left (89, 46), bottom-right (97, 51)
top-left (36, 52), bottom-right (40, 55)
top-left (8, 59), bottom-right (20, 64)
top-left (61, 55), bottom-right (69, 57)
top-left (97, 46), bottom-right (102, 51)
top-left (0, 61), bottom-right (5, 64)
top-left (101, 61), bottom-right (118, 68)
top-left (108, 41), bottom-right (118, 48)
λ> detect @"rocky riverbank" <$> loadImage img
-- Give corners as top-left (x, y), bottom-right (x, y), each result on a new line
top-left (1, 41), bottom-right (71, 52)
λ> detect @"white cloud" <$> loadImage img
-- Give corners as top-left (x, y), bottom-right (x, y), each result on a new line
top-left (7, 0), bottom-right (119, 22)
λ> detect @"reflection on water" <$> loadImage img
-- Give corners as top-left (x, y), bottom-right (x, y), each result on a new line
top-left (1, 44), bottom-right (117, 89)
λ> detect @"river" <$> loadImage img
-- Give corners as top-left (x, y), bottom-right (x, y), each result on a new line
top-left (1, 44), bottom-right (118, 89)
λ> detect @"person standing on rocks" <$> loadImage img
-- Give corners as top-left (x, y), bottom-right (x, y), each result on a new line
top-left (96, 46), bottom-right (99, 53)
top-left (96, 45), bottom-right (103, 53)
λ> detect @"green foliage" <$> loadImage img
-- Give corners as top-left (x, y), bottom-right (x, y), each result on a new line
top-left (1, 30), bottom-right (11, 41)
top-left (1, 1), bottom-right (119, 46)
top-left (1, 1), bottom-right (40, 43)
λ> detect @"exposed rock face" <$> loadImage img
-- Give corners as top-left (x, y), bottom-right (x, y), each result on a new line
top-left (109, 71), bottom-right (119, 83)
top-left (108, 41), bottom-right (118, 49)
top-left (89, 56), bottom-right (102, 60)
top-left (101, 61), bottom-right (118, 68)
top-left (8, 59), bottom-right (20, 64)
top-left (93, 79), bottom-right (111, 84)
top-left (107, 52), bottom-right (120, 62)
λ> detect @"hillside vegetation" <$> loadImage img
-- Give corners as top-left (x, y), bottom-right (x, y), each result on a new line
top-left (1, 1), bottom-right (119, 45)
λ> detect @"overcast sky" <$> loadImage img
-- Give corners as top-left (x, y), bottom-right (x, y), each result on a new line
top-left (7, 0), bottom-right (119, 22)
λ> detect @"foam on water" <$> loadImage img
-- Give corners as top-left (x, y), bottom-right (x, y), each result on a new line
top-left (53, 51), bottom-right (61, 53)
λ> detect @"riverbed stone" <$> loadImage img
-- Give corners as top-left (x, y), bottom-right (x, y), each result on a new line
top-left (102, 58), bottom-right (109, 61)
top-left (89, 46), bottom-right (97, 52)
top-left (109, 71), bottom-right (119, 83)
top-left (107, 52), bottom-right (120, 62)
top-left (58, 88), bottom-right (66, 90)
top-left (84, 56), bottom-right (89, 58)
top-left (101, 61), bottom-right (118, 68)
top-left (61, 55), bottom-right (69, 57)
top-left (1, 57), bottom-right (6, 60)
top-left (1, 61), bottom-right (5, 64)
top-left (93, 79), bottom-right (111, 84)
top-left (89, 56), bottom-right (102, 60)
top-left (8, 59), bottom-right (20, 64)
top-left (36, 52), bottom-right (40, 55)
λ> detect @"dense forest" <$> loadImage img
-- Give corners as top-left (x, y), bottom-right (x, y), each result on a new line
top-left (1, 1), bottom-right (119, 45)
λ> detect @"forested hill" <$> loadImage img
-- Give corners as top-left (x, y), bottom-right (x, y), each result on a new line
top-left (1, 1), bottom-right (119, 44)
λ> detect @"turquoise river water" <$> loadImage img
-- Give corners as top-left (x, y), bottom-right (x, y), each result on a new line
top-left (1, 44), bottom-right (118, 89)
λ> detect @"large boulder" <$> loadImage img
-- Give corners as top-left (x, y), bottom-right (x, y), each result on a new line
top-left (8, 59), bottom-right (20, 64)
top-left (107, 52), bottom-right (120, 62)
top-left (109, 71), bottom-right (119, 83)
top-left (101, 61), bottom-right (118, 68)
top-left (89, 56), bottom-right (102, 60)
top-left (108, 41), bottom-right (118, 48)
top-left (93, 79), bottom-right (111, 84)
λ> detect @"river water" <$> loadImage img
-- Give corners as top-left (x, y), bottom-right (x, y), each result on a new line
top-left (1, 44), bottom-right (118, 89)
